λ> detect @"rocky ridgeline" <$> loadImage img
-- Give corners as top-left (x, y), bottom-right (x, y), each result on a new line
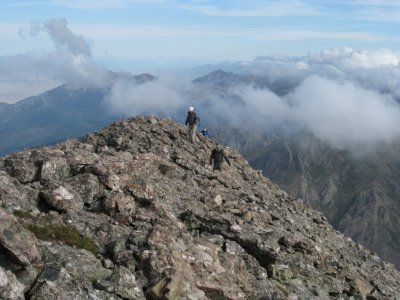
top-left (1, 116), bottom-right (400, 300)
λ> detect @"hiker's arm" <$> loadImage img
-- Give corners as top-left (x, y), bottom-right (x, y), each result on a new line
top-left (224, 153), bottom-right (231, 166)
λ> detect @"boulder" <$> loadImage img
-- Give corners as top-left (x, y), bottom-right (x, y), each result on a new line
top-left (38, 156), bottom-right (71, 184)
top-left (103, 190), bottom-right (136, 216)
top-left (65, 173), bottom-right (103, 204)
top-left (0, 208), bottom-right (40, 267)
top-left (38, 243), bottom-right (112, 282)
top-left (0, 266), bottom-right (24, 300)
top-left (110, 266), bottom-right (145, 299)
top-left (40, 182), bottom-right (84, 213)
top-left (27, 264), bottom-right (85, 299)
top-left (0, 171), bottom-right (39, 211)
top-left (3, 157), bottom-right (39, 183)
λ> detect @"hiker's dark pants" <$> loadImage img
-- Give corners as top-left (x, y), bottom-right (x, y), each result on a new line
top-left (213, 162), bottom-right (223, 171)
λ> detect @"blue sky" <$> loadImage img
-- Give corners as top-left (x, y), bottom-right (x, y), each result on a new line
top-left (1, 0), bottom-right (400, 65)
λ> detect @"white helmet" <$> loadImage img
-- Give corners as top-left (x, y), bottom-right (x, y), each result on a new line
top-left (188, 106), bottom-right (194, 112)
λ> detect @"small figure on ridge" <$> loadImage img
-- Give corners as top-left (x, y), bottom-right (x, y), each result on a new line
top-left (185, 106), bottom-right (200, 143)
top-left (201, 128), bottom-right (209, 137)
top-left (210, 143), bottom-right (231, 171)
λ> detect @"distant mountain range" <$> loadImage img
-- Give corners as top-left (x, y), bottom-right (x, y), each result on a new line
top-left (193, 69), bottom-right (298, 96)
top-left (1, 69), bottom-right (400, 269)
top-left (0, 85), bottom-right (109, 156)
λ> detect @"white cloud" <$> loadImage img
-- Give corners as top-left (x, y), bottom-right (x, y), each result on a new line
top-left (233, 85), bottom-right (289, 123)
top-left (289, 76), bottom-right (400, 151)
top-left (310, 47), bottom-right (400, 68)
top-left (233, 48), bottom-right (400, 96)
top-left (104, 78), bottom-right (185, 117)
top-left (27, 18), bottom-right (92, 56)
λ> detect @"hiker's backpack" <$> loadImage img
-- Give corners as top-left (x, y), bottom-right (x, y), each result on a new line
top-left (187, 111), bottom-right (198, 125)
top-left (213, 149), bottom-right (224, 162)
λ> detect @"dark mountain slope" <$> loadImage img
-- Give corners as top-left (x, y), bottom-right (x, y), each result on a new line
top-left (193, 69), bottom-right (298, 96)
top-left (0, 85), bottom-right (113, 156)
top-left (1, 116), bottom-right (400, 299)
top-left (0, 73), bottom-right (156, 157)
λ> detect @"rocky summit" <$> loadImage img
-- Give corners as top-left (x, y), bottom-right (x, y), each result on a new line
top-left (1, 116), bottom-right (400, 300)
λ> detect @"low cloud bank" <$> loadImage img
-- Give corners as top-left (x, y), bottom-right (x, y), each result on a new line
top-left (291, 76), bottom-right (400, 151)
top-left (234, 49), bottom-right (400, 152)
top-left (104, 78), bottom-right (185, 117)
top-left (241, 47), bottom-right (400, 101)
top-left (233, 76), bottom-right (400, 152)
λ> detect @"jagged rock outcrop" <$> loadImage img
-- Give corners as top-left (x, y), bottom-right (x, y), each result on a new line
top-left (1, 116), bottom-right (400, 299)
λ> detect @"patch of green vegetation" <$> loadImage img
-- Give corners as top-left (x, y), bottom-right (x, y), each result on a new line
top-left (13, 210), bottom-right (33, 219)
top-left (27, 224), bottom-right (97, 255)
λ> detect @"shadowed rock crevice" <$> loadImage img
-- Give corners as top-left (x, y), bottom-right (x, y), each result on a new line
top-left (179, 209), bottom-right (278, 272)
top-left (0, 116), bottom-right (400, 299)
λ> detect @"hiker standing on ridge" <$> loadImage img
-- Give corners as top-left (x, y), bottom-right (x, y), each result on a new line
top-left (210, 143), bottom-right (231, 171)
top-left (185, 106), bottom-right (200, 143)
